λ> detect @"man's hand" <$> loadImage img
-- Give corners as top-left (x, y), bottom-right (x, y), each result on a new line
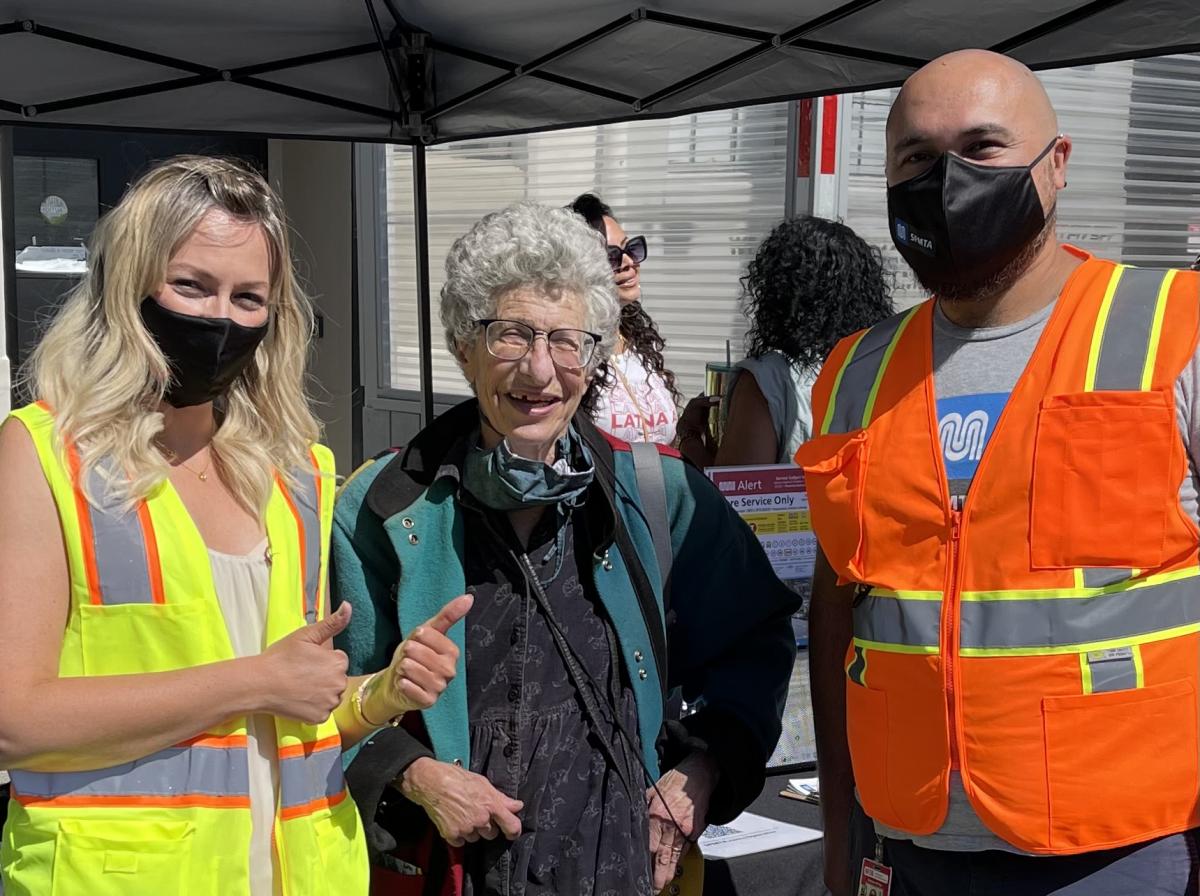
top-left (646, 751), bottom-right (719, 892)
top-left (400, 756), bottom-right (524, 847)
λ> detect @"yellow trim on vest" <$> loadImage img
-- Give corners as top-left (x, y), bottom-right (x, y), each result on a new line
top-left (846, 650), bottom-right (868, 688)
top-left (861, 306), bottom-right (922, 428)
top-left (819, 328), bottom-right (869, 436)
top-left (1079, 652), bottom-right (1094, 695)
top-left (869, 588), bottom-right (944, 601)
top-left (1084, 264), bottom-right (1128, 391)
top-left (960, 566), bottom-right (1200, 601)
top-left (852, 637), bottom-right (940, 656)
top-left (1133, 643), bottom-right (1146, 688)
top-left (960, 620), bottom-right (1200, 658)
top-left (1141, 269), bottom-right (1175, 391)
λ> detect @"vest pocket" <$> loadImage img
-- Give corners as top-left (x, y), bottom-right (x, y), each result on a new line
top-left (794, 430), bottom-right (870, 580)
top-left (1042, 678), bottom-right (1197, 850)
top-left (1031, 390), bottom-right (1179, 569)
top-left (51, 819), bottom-right (196, 896)
top-left (845, 681), bottom-right (898, 826)
top-left (79, 601), bottom-right (225, 675)
top-left (307, 795), bottom-right (368, 894)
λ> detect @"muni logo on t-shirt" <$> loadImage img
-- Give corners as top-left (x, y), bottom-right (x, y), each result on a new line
top-left (937, 392), bottom-right (1009, 509)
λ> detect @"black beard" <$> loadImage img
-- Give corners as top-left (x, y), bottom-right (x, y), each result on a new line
top-left (917, 211), bottom-right (1056, 303)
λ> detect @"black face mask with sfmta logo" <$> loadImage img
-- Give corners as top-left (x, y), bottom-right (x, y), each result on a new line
top-left (140, 297), bottom-right (268, 408)
top-left (886, 137), bottom-right (1059, 292)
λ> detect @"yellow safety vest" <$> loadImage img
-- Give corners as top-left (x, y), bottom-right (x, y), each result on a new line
top-left (0, 402), bottom-right (368, 896)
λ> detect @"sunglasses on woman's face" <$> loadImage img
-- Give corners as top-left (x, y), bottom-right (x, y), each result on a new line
top-left (606, 235), bottom-right (648, 271)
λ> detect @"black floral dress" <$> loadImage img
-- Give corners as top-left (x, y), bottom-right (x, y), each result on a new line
top-left (459, 501), bottom-right (652, 896)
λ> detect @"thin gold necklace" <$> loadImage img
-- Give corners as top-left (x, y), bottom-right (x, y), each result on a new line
top-left (163, 446), bottom-right (212, 482)
top-left (177, 455), bottom-right (211, 482)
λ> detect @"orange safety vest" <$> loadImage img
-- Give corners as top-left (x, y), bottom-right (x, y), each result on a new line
top-left (796, 247), bottom-right (1200, 855)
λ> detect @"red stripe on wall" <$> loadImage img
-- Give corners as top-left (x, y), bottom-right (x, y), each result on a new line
top-left (820, 95), bottom-right (839, 175)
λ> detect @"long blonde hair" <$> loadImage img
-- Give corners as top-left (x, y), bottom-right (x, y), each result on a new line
top-left (26, 155), bottom-right (321, 516)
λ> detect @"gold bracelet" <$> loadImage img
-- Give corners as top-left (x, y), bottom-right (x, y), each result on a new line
top-left (353, 672), bottom-right (400, 729)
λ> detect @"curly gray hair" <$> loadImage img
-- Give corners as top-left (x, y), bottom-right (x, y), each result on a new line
top-left (441, 202), bottom-right (620, 371)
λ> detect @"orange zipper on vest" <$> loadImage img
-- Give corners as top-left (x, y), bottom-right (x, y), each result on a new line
top-left (945, 510), bottom-right (963, 769)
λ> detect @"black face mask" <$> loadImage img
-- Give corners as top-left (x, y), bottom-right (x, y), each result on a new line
top-left (887, 137), bottom-right (1059, 296)
top-left (140, 297), bottom-right (268, 408)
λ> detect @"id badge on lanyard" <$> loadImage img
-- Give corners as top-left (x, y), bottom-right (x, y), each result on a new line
top-left (857, 837), bottom-right (893, 896)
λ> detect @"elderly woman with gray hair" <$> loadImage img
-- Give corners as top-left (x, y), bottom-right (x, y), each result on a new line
top-left (332, 202), bottom-right (798, 896)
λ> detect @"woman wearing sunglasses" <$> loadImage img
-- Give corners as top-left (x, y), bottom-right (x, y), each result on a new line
top-left (570, 193), bottom-right (680, 445)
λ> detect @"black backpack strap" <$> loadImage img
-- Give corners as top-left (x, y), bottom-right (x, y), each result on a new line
top-left (629, 441), bottom-right (673, 613)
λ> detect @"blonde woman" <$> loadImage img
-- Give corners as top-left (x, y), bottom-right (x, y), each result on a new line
top-left (0, 156), bottom-right (467, 896)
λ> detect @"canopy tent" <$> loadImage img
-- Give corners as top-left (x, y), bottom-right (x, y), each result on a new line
top-left (4, 0), bottom-right (1200, 418)
top-left (4, 0), bottom-right (1200, 144)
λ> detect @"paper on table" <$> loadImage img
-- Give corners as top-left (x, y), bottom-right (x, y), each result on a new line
top-left (697, 811), bottom-right (823, 860)
top-left (782, 776), bottom-right (820, 804)
top-left (788, 776), bottom-right (820, 795)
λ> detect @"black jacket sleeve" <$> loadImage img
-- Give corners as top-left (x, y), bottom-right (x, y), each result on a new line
top-left (661, 461), bottom-right (801, 823)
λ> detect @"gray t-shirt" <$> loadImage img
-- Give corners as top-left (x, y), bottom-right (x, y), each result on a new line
top-left (726, 352), bottom-right (820, 464)
top-left (873, 299), bottom-right (1200, 853)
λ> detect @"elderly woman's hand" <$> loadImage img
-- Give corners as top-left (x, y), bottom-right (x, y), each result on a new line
top-left (361, 594), bottom-right (473, 724)
top-left (399, 757), bottom-right (525, 846)
top-left (646, 751), bottom-right (719, 892)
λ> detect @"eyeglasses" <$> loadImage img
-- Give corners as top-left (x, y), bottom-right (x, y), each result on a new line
top-left (606, 235), bottom-right (648, 272)
top-left (476, 319), bottom-right (602, 370)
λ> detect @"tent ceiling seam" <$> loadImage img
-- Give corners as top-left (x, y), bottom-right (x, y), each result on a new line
top-left (424, 10), bottom-right (640, 121)
top-left (429, 37), bottom-right (638, 105)
top-left (991, 0), bottom-right (1134, 53)
top-left (2, 19), bottom-right (401, 124)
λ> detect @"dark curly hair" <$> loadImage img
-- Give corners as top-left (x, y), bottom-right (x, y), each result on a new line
top-left (743, 216), bottom-right (893, 369)
top-left (569, 193), bottom-right (681, 404)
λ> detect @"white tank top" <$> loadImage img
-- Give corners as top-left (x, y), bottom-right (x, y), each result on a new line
top-left (592, 350), bottom-right (679, 444)
top-left (208, 541), bottom-right (280, 896)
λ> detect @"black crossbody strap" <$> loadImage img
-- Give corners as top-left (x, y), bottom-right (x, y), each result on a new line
top-left (629, 442), bottom-right (673, 611)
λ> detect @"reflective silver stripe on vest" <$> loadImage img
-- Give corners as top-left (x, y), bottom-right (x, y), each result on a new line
top-left (85, 465), bottom-right (155, 605)
top-left (1088, 648), bottom-right (1139, 692)
top-left (960, 577), bottom-right (1200, 651)
top-left (847, 645), bottom-right (868, 686)
top-left (287, 467), bottom-right (322, 624)
top-left (853, 594), bottom-right (942, 649)
top-left (279, 744), bottom-right (344, 810)
top-left (1082, 568), bottom-right (1133, 589)
top-left (9, 741), bottom-right (250, 800)
top-left (828, 310), bottom-right (914, 435)
top-left (1092, 266), bottom-right (1170, 391)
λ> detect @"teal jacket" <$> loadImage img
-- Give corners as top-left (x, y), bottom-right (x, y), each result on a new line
top-left (332, 401), bottom-right (799, 825)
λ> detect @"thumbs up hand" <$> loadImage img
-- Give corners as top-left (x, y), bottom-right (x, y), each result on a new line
top-left (258, 602), bottom-right (353, 724)
top-left (360, 594), bottom-right (473, 724)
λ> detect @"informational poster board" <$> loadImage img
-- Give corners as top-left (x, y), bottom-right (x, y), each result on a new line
top-left (706, 463), bottom-right (818, 768)
top-left (705, 464), bottom-right (816, 600)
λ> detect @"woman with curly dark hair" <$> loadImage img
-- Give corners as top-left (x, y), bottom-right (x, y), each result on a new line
top-left (677, 215), bottom-right (893, 467)
top-left (570, 193), bottom-right (681, 444)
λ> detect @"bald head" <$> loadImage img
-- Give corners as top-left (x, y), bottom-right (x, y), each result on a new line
top-left (886, 50), bottom-right (1062, 185)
